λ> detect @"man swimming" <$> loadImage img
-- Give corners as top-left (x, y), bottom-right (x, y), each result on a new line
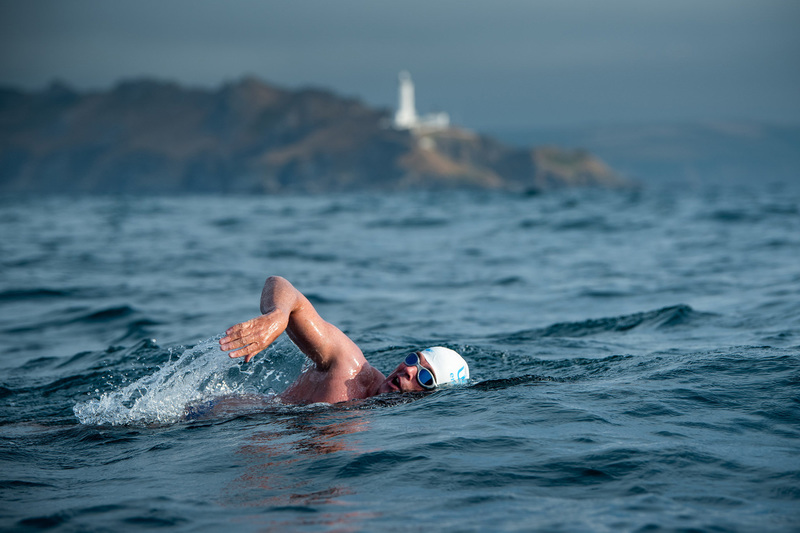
top-left (219, 276), bottom-right (469, 404)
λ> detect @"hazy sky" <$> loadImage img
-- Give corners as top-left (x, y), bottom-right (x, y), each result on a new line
top-left (1, 0), bottom-right (798, 129)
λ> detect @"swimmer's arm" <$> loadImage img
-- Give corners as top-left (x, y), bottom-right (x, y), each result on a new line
top-left (219, 276), bottom-right (362, 368)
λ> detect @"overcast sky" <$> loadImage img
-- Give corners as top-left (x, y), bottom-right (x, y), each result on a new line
top-left (1, 0), bottom-right (798, 129)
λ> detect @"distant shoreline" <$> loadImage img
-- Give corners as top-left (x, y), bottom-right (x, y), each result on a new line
top-left (0, 77), bottom-right (627, 195)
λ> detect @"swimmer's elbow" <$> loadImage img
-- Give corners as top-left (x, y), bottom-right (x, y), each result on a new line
top-left (260, 276), bottom-right (302, 315)
top-left (264, 275), bottom-right (289, 290)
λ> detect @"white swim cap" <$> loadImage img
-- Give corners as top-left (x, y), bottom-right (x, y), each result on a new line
top-left (420, 347), bottom-right (469, 386)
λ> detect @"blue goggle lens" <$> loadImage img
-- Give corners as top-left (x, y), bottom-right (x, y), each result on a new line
top-left (405, 352), bottom-right (436, 388)
top-left (418, 368), bottom-right (435, 387)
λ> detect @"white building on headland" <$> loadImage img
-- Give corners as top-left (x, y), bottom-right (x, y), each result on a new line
top-left (393, 71), bottom-right (450, 131)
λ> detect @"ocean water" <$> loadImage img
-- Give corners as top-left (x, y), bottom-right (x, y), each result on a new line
top-left (1, 181), bottom-right (799, 532)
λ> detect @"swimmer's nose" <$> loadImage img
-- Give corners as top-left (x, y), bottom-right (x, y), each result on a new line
top-left (399, 364), bottom-right (415, 378)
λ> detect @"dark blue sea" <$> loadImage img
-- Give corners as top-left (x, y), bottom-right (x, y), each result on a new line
top-left (1, 181), bottom-right (799, 532)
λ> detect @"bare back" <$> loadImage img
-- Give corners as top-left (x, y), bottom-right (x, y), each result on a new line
top-left (280, 358), bottom-right (386, 404)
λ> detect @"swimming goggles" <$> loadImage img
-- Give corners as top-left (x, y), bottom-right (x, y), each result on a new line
top-left (405, 352), bottom-right (437, 389)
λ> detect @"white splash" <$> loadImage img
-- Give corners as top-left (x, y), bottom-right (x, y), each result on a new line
top-left (73, 336), bottom-right (300, 426)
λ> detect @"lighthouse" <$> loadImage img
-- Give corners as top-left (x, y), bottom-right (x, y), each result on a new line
top-left (393, 71), bottom-right (449, 131)
top-left (394, 71), bottom-right (418, 129)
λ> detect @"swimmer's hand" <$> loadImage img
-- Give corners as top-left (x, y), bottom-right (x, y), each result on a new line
top-left (219, 309), bottom-right (289, 363)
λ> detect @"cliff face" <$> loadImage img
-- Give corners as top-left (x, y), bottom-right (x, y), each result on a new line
top-left (0, 77), bottom-right (625, 194)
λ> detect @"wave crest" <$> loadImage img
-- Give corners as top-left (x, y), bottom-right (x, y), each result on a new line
top-left (498, 304), bottom-right (707, 344)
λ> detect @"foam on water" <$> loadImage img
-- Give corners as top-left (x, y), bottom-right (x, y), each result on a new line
top-left (73, 336), bottom-right (299, 426)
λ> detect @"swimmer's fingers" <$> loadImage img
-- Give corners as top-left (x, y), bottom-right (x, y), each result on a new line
top-left (220, 329), bottom-right (266, 362)
top-left (227, 341), bottom-right (265, 363)
top-left (220, 313), bottom-right (286, 363)
top-left (219, 329), bottom-right (247, 352)
top-left (220, 316), bottom-right (264, 349)
top-left (220, 317), bottom-right (257, 343)
top-left (219, 310), bottom-right (288, 363)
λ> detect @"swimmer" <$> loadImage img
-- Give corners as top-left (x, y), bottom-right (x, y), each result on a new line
top-left (219, 276), bottom-right (469, 404)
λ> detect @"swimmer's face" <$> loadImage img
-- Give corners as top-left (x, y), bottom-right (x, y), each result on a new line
top-left (378, 351), bottom-right (436, 394)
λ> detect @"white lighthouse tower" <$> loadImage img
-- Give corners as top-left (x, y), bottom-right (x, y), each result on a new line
top-left (393, 71), bottom-right (450, 131)
top-left (394, 71), bottom-right (418, 129)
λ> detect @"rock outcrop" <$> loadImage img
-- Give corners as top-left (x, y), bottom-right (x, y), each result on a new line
top-left (0, 77), bottom-right (626, 194)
